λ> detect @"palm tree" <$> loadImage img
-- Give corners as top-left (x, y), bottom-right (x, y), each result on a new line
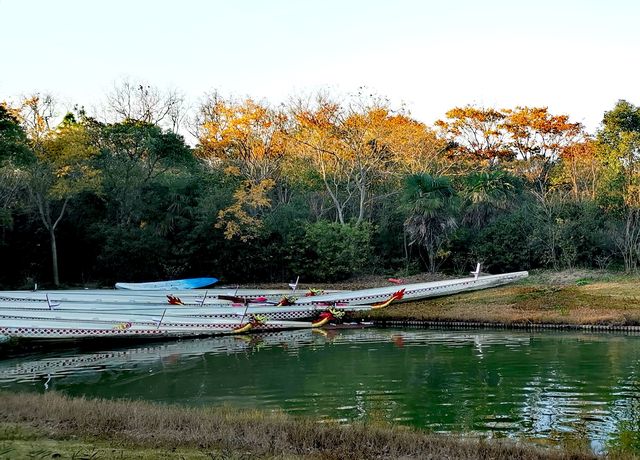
top-left (462, 169), bottom-right (521, 228)
top-left (402, 174), bottom-right (458, 273)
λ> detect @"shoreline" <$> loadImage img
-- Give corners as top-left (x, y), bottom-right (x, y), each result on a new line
top-left (374, 320), bottom-right (640, 332)
top-left (0, 391), bottom-right (599, 460)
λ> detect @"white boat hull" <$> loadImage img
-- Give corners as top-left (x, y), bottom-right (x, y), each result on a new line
top-left (0, 271), bottom-right (527, 341)
top-left (0, 316), bottom-right (318, 340)
top-left (0, 303), bottom-right (374, 323)
top-left (293, 272), bottom-right (529, 306)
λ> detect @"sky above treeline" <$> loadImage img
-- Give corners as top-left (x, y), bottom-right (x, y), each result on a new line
top-left (1, 0), bottom-right (638, 133)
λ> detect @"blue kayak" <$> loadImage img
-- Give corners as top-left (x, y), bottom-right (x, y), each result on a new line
top-left (115, 277), bottom-right (218, 290)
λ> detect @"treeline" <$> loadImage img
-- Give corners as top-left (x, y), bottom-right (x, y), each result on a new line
top-left (1, 84), bottom-right (639, 287)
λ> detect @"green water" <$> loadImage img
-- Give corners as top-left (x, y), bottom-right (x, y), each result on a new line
top-left (1, 328), bottom-right (640, 453)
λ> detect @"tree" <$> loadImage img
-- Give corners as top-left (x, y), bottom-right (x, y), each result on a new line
top-left (289, 220), bottom-right (375, 281)
top-left (554, 139), bottom-right (603, 201)
top-left (462, 169), bottom-right (521, 229)
top-left (106, 79), bottom-right (185, 132)
top-left (435, 106), bottom-right (511, 168)
top-left (503, 106), bottom-right (584, 199)
top-left (596, 100), bottom-right (640, 272)
top-left (0, 103), bottom-right (32, 228)
top-left (21, 96), bottom-right (100, 285)
top-left (196, 95), bottom-right (288, 240)
top-left (402, 174), bottom-right (458, 273)
top-left (0, 103), bottom-right (31, 164)
top-left (292, 94), bottom-right (430, 224)
top-left (97, 119), bottom-right (193, 227)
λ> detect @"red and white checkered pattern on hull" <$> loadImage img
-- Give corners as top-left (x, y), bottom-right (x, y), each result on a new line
top-left (0, 322), bottom-right (287, 339)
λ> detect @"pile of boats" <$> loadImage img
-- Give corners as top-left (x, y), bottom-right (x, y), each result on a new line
top-left (0, 270), bottom-right (528, 342)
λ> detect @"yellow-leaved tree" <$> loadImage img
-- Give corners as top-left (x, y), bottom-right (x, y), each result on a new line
top-left (553, 139), bottom-right (603, 201)
top-left (435, 106), bottom-right (512, 170)
top-left (196, 94), bottom-right (288, 241)
top-left (291, 93), bottom-right (442, 224)
top-left (502, 106), bottom-right (584, 200)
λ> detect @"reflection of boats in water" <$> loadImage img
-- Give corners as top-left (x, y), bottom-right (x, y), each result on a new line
top-left (0, 329), bottom-right (534, 385)
top-left (0, 329), bottom-right (325, 384)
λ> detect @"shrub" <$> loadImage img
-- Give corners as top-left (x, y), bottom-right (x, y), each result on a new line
top-left (290, 221), bottom-right (375, 281)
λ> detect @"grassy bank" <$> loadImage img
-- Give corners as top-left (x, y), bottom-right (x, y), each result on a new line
top-left (0, 391), bottom-right (600, 460)
top-left (367, 270), bottom-right (640, 326)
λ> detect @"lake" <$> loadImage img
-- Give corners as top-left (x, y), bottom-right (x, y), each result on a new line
top-left (1, 327), bottom-right (639, 453)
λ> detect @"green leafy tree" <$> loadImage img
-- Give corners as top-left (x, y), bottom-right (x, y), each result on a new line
top-left (402, 174), bottom-right (458, 273)
top-left (462, 169), bottom-right (521, 229)
top-left (0, 103), bottom-right (31, 164)
top-left (470, 209), bottom-right (534, 272)
top-left (0, 103), bottom-right (32, 228)
top-left (290, 220), bottom-right (375, 281)
top-left (22, 98), bottom-right (100, 285)
top-left (597, 100), bottom-right (640, 271)
top-left (97, 119), bottom-right (193, 227)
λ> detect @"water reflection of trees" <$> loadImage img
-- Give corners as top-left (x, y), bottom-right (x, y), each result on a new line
top-left (607, 370), bottom-right (640, 453)
top-left (518, 336), bottom-right (640, 453)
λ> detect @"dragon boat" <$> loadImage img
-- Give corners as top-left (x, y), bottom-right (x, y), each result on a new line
top-left (0, 271), bottom-right (526, 308)
top-left (0, 288), bottom-right (322, 305)
top-left (155, 271), bottom-right (528, 307)
top-left (0, 270), bottom-right (527, 342)
top-left (287, 271), bottom-right (528, 306)
top-left (0, 293), bottom-right (398, 322)
top-left (0, 313), bottom-right (336, 340)
top-left (0, 291), bottom-right (403, 341)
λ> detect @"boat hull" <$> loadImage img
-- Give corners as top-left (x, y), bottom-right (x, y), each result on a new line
top-left (0, 303), bottom-right (373, 322)
top-left (0, 288), bottom-right (336, 305)
top-left (0, 317), bottom-right (317, 340)
top-left (292, 272), bottom-right (529, 306)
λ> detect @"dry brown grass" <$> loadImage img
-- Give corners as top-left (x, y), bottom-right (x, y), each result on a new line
top-left (0, 391), bottom-right (596, 460)
top-left (368, 278), bottom-right (640, 326)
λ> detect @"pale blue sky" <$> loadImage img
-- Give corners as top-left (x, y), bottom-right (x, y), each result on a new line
top-left (1, 0), bottom-right (638, 132)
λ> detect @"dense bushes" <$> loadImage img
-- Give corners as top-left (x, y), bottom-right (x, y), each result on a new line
top-left (288, 221), bottom-right (375, 281)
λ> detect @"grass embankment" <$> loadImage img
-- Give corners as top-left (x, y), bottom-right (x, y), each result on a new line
top-left (368, 270), bottom-right (640, 326)
top-left (0, 391), bottom-right (598, 460)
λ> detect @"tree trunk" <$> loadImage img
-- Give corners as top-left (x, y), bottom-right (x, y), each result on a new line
top-left (357, 183), bottom-right (366, 224)
top-left (50, 227), bottom-right (59, 287)
top-left (34, 194), bottom-right (68, 287)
